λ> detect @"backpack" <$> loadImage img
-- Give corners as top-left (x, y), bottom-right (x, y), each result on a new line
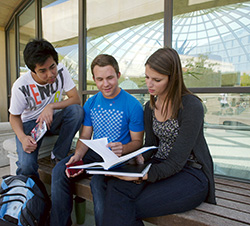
top-left (0, 175), bottom-right (51, 226)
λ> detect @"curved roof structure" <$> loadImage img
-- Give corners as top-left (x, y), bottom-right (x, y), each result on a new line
top-left (58, 1), bottom-right (250, 80)
top-left (85, 2), bottom-right (250, 77)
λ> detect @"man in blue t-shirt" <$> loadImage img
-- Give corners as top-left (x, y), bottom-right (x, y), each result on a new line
top-left (50, 54), bottom-right (144, 226)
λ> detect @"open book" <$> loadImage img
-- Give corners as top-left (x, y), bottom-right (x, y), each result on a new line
top-left (68, 137), bottom-right (157, 170)
top-left (30, 121), bottom-right (47, 142)
top-left (86, 163), bottom-right (152, 177)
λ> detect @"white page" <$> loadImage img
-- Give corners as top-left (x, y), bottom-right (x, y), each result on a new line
top-left (80, 138), bottom-right (119, 163)
top-left (69, 138), bottom-right (157, 170)
top-left (118, 147), bottom-right (156, 162)
top-left (86, 163), bottom-right (152, 177)
top-left (86, 170), bottom-right (145, 177)
top-left (141, 163), bottom-right (152, 175)
top-left (71, 162), bottom-right (105, 169)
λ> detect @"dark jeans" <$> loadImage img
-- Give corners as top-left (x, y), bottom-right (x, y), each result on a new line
top-left (50, 149), bottom-right (102, 226)
top-left (16, 104), bottom-right (84, 177)
top-left (100, 164), bottom-right (208, 226)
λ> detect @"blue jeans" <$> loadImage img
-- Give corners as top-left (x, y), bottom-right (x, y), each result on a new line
top-left (50, 149), bottom-right (102, 226)
top-left (90, 175), bottom-right (107, 226)
top-left (92, 164), bottom-right (208, 226)
top-left (16, 104), bottom-right (84, 177)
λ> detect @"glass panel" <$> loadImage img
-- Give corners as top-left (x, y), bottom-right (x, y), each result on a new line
top-left (6, 22), bottom-right (17, 117)
top-left (83, 0), bottom-right (250, 181)
top-left (173, 1), bottom-right (250, 88)
top-left (140, 91), bottom-right (250, 181)
top-left (41, 0), bottom-right (79, 142)
top-left (198, 93), bottom-right (250, 181)
top-left (42, 0), bottom-right (79, 86)
top-left (86, 0), bottom-right (164, 90)
top-left (18, 1), bottom-right (35, 75)
top-left (7, 22), bottom-right (16, 92)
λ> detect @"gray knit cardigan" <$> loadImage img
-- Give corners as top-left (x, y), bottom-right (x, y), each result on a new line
top-left (143, 94), bottom-right (216, 204)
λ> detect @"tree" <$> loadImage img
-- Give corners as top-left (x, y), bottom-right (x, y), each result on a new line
top-left (241, 73), bottom-right (250, 86)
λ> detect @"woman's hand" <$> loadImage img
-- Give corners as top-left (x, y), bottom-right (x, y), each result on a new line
top-left (108, 174), bottom-right (148, 182)
top-left (110, 175), bottom-right (139, 181)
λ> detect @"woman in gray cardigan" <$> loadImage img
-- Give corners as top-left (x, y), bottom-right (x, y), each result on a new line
top-left (99, 47), bottom-right (216, 226)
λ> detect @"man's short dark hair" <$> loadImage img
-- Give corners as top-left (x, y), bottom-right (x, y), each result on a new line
top-left (91, 54), bottom-right (120, 76)
top-left (23, 38), bottom-right (58, 73)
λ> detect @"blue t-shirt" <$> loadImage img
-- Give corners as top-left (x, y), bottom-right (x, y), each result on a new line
top-left (83, 89), bottom-right (144, 144)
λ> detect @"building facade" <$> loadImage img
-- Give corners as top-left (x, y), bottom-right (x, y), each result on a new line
top-left (0, 0), bottom-right (250, 181)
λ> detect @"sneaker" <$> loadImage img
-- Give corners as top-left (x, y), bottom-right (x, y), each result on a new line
top-left (51, 151), bottom-right (55, 159)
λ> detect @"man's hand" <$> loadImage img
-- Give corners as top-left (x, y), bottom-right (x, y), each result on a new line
top-left (21, 135), bottom-right (37, 153)
top-left (127, 154), bottom-right (145, 165)
top-left (135, 154), bottom-right (144, 164)
top-left (36, 104), bottom-right (54, 130)
top-left (65, 154), bottom-right (84, 178)
top-left (107, 142), bottom-right (123, 157)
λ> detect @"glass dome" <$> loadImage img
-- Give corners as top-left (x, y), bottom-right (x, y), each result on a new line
top-left (59, 1), bottom-right (250, 81)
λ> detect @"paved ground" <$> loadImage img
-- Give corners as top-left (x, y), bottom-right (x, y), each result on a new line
top-left (205, 127), bottom-right (250, 180)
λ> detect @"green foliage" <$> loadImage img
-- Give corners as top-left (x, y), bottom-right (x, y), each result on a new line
top-left (86, 76), bottom-right (146, 89)
top-left (183, 54), bottom-right (219, 78)
top-left (183, 54), bottom-right (221, 87)
top-left (241, 73), bottom-right (250, 86)
top-left (123, 77), bottom-right (146, 88)
top-left (87, 80), bottom-right (96, 86)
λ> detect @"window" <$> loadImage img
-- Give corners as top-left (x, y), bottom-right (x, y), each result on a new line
top-left (18, 1), bottom-right (35, 75)
top-left (6, 22), bottom-right (16, 106)
top-left (86, 0), bottom-right (164, 90)
top-left (173, 0), bottom-right (250, 180)
top-left (4, 0), bottom-right (250, 181)
top-left (173, 1), bottom-right (250, 88)
top-left (42, 0), bottom-right (79, 87)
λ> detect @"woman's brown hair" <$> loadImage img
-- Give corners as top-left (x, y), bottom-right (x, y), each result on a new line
top-left (145, 47), bottom-right (194, 119)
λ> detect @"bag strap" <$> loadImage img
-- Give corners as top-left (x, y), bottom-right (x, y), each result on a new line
top-left (0, 199), bottom-right (24, 205)
top-left (1, 192), bottom-right (26, 199)
top-left (0, 185), bottom-right (45, 201)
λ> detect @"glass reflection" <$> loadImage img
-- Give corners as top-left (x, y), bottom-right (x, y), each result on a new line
top-left (42, 0), bottom-right (78, 86)
top-left (18, 1), bottom-right (35, 75)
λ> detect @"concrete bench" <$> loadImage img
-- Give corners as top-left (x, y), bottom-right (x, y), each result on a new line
top-left (0, 122), bottom-right (15, 167)
top-left (4, 135), bottom-right (58, 175)
top-left (38, 155), bottom-right (250, 226)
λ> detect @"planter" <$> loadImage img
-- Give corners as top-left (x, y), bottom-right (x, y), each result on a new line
top-left (4, 135), bottom-right (58, 175)
top-left (0, 122), bottom-right (15, 167)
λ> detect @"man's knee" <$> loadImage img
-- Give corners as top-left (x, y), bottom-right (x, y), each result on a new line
top-left (52, 160), bottom-right (66, 179)
top-left (16, 162), bottom-right (38, 176)
top-left (51, 156), bottom-right (71, 183)
top-left (64, 104), bottom-right (84, 123)
top-left (66, 104), bottom-right (83, 116)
